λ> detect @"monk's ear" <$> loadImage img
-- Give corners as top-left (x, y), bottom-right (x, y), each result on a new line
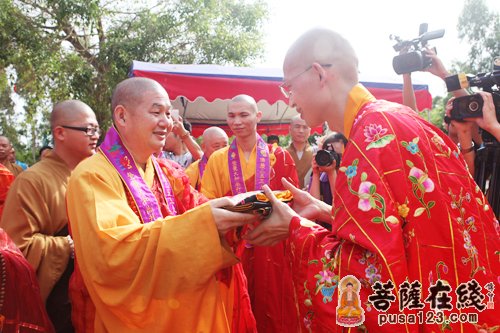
top-left (114, 105), bottom-right (127, 126)
top-left (256, 110), bottom-right (263, 123)
top-left (52, 126), bottom-right (65, 141)
top-left (312, 62), bottom-right (329, 84)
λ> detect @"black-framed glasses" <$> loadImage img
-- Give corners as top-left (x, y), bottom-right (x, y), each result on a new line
top-left (61, 125), bottom-right (101, 137)
top-left (279, 63), bottom-right (333, 98)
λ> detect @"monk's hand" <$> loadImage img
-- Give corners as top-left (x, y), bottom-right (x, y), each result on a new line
top-left (244, 185), bottom-right (299, 247)
top-left (209, 197), bottom-right (257, 236)
top-left (281, 177), bottom-right (329, 221)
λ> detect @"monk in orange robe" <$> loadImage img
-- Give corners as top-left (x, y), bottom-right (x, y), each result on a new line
top-left (246, 28), bottom-right (500, 332)
top-left (201, 95), bottom-right (299, 333)
top-left (0, 164), bottom-right (14, 217)
top-left (67, 77), bottom-right (257, 333)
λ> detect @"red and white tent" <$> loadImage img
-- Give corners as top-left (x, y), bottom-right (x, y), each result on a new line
top-left (130, 60), bottom-right (432, 137)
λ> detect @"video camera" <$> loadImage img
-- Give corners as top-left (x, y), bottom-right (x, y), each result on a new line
top-left (445, 70), bottom-right (500, 123)
top-left (390, 23), bottom-right (445, 75)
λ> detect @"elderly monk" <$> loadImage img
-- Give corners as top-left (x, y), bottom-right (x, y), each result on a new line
top-left (201, 94), bottom-right (299, 333)
top-left (246, 28), bottom-right (500, 332)
top-left (0, 100), bottom-right (99, 333)
top-left (185, 126), bottom-right (229, 191)
top-left (66, 77), bottom-right (257, 333)
top-left (0, 136), bottom-right (23, 176)
top-left (286, 114), bottom-right (314, 189)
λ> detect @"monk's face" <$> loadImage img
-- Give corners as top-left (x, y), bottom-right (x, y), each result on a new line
top-left (227, 102), bottom-right (262, 140)
top-left (202, 133), bottom-right (228, 159)
top-left (0, 137), bottom-right (11, 160)
top-left (283, 58), bottom-right (331, 128)
top-left (124, 88), bottom-right (173, 155)
top-left (289, 118), bottom-right (310, 144)
top-left (63, 109), bottom-right (100, 160)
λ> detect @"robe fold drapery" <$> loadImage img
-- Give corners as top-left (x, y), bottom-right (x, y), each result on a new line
top-left (201, 142), bottom-right (300, 333)
top-left (0, 228), bottom-right (54, 333)
top-left (288, 85), bottom-right (500, 332)
top-left (185, 158), bottom-right (202, 190)
top-left (0, 151), bottom-right (71, 302)
top-left (0, 164), bottom-right (14, 217)
top-left (0, 160), bottom-right (23, 177)
top-left (67, 148), bottom-right (245, 333)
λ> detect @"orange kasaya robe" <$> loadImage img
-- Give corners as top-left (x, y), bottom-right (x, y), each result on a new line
top-left (67, 147), bottom-right (250, 333)
top-left (202, 142), bottom-right (300, 333)
top-left (0, 164), bottom-right (14, 218)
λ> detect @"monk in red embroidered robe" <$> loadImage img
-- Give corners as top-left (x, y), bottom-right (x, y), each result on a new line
top-left (246, 28), bottom-right (500, 333)
top-left (202, 95), bottom-right (300, 333)
top-left (67, 78), bottom-right (257, 333)
top-left (0, 227), bottom-right (54, 333)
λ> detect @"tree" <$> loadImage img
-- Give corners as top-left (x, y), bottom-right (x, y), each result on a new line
top-left (455, 0), bottom-right (500, 73)
top-left (0, 0), bottom-right (268, 164)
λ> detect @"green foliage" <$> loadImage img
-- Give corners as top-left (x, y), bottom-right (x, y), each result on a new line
top-left (0, 0), bottom-right (268, 163)
top-left (455, 0), bottom-right (500, 73)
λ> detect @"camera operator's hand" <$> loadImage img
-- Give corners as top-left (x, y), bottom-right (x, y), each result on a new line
top-left (473, 92), bottom-right (500, 141)
top-left (423, 48), bottom-right (449, 79)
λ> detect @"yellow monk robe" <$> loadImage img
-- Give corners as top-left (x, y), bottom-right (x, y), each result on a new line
top-left (66, 151), bottom-right (239, 333)
top-left (184, 158), bottom-right (201, 190)
top-left (0, 151), bottom-right (72, 301)
top-left (201, 143), bottom-right (299, 333)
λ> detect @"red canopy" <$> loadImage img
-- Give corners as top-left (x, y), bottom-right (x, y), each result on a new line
top-left (130, 61), bottom-right (432, 137)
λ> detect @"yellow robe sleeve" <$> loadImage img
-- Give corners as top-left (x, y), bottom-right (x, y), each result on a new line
top-left (67, 153), bottom-right (236, 333)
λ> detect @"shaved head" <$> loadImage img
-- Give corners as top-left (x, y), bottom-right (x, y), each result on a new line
top-left (50, 100), bottom-right (95, 129)
top-left (111, 77), bottom-right (166, 115)
top-left (228, 94), bottom-right (258, 113)
top-left (290, 114), bottom-right (308, 126)
top-left (202, 126), bottom-right (229, 158)
top-left (203, 126), bottom-right (228, 141)
top-left (284, 28), bottom-right (358, 83)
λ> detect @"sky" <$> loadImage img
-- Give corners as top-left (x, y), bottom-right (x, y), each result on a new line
top-left (256, 0), bottom-right (500, 97)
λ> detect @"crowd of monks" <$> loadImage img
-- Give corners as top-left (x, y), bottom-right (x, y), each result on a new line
top-left (0, 27), bottom-right (498, 333)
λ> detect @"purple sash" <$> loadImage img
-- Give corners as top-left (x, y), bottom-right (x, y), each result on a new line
top-left (198, 155), bottom-right (208, 181)
top-left (100, 126), bottom-right (177, 223)
top-left (228, 136), bottom-right (270, 195)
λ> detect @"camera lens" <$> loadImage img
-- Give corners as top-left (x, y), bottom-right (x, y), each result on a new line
top-left (468, 101), bottom-right (480, 112)
top-left (315, 150), bottom-right (333, 167)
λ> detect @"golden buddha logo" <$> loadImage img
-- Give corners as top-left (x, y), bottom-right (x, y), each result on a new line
top-left (336, 275), bottom-right (365, 327)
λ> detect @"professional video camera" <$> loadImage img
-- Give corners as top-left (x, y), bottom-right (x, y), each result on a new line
top-left (445, 70), bottom-right (500, 123)
top-left (315, 149), bottom-right (341, 167)
top-left (390, 23), bottom-right (445, 75)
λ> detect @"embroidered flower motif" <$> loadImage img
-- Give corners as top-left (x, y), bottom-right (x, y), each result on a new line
top-left (303, 316), bottom-right (312, 329)
top-left (345, 165), bottom-right (357, 179)
top-left (365, 264), bottom-right (378, 277)
top-left (409, 167), bottom-right (435, 192)
top-left (406, 142), bottom-right (419, 154)
top-left (324, 250), bottom-right (332, 259)
top-left (319, 270), bottom-right (335, 285)
top-left (398, 203), bottom-right (410, 218)
top-left (357, 181), bottom-right (375, 212)
top-left (364, 124), bottom-right (387, 142)
top-left (364, 124), bottom-right (395, 150)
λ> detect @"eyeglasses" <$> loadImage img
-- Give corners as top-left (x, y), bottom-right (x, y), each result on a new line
top-left (279, 63), bottom-right (333, 98)
top-left (61, 125), bottom-right (101, 137)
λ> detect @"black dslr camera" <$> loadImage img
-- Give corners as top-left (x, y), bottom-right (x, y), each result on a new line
top-left (390, 23), bottom-right (445, 75)
top-left (446, 70), bottom-right (500, 122)
top-left (315, 149), bottom-right (341, 167)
